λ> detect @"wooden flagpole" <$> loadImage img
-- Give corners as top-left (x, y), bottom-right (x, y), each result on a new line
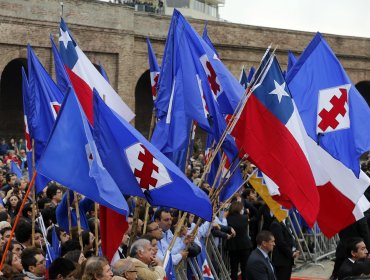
top-left (94, 202), bottom-right (99, 255)
top-left (73, 191), bottom-right (84, 251)
top-left (31, 139), bottom-right (36, 247)
top-left (66, 191), bottom-right (72, 234)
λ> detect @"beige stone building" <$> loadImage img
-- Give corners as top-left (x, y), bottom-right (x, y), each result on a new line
top-left (0, 0), bottom-right (369, 138)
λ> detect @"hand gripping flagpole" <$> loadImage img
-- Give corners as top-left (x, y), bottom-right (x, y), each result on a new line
top-left (0, 171), bottom-right (37, 271)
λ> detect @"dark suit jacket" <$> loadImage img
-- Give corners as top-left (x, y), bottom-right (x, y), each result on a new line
top-left (226, 213), bottom-right (252, 251)
top-left (246, 248), bottom-right (276, 280)
top-left (338, 258), bottom-right (355, 280)
top-left (270, 220), bottom-right (295, 267)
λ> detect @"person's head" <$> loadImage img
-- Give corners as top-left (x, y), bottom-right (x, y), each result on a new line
top-left (146, 221), bottom-right (163, 240)
top-left (112, 259), bottom-right (137, 280)
top-left (82, 256), bottom-right (112, 280)
top-left (191, 168), bottom-right (200, 179)
top-left (256, 230), bottom-right (275, 254)
top-left (0, 211), bottom-right (10, 223)
top-left (15, 221), bottom-right (32, 245)
top-left (21, 247), bottom-right (46, 277)
top-left (64, 249), bottom-right (86, 265)
top-left (3, 251), bottom-right (23, 273)
top-left (126, 216), bottom-right (133, 235)
top-left (154, 209), bottom-right (172, 232)
top-left (228, 201), bottom-right (244, 216)
top-left (19, 149), bottom-right (26, 157)
top-left (40, 206), bottom-right (56, 227)
top-left (141, 234), bottom-right (158, 256)
top-left (6, 240), bottom-right (23, 257)
top-left (5, 173), bottom-right (17, 186)
top-left (46, 183), bottom-right (63, 203)
top-left (22, 203), bottom-right (33, 219)
top-left (346, 237), bottom-right (368, 261)
top-left (34, 228), bottom-right (45, 248)
top-left (129, 238), bottom-right (153, 265)
top-left (61, 239), bottom-right (81, 257)
top-left (19, 177), bottom-right (28, 191)
top-left (47, 226), bottom-right (70, 245)
top-left (48, 257), bottom-right (76, 279)
top-left (8, 194), bottom-right (20, 209)
top-left (243, 188), bottom-right (257, 202)
top-left (1, 226), bottom-right (12, 244)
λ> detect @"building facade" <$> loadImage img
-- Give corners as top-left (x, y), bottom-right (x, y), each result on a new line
top-left (0, 0), bottom-right (369, 138)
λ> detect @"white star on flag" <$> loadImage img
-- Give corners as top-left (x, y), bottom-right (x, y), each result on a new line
top-left (59, 28), bottom-right (73, 49)
top-left (269, 80), bottom-right (289, 103)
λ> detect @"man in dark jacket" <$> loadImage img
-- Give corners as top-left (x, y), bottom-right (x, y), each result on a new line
top-left (227, 201), bottom-right (252, 280)
top-left (246, 230), bottom-right (277, 280)
top-left (337, 237), bottom-right (368, 280)
top-left (270, 218), bottom-right (299, 280)
top-left (332, 218), bottom-right (370, 279)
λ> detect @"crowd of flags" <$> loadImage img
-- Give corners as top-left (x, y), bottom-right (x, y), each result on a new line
top-left (16, 7), bottom-right (370, 272)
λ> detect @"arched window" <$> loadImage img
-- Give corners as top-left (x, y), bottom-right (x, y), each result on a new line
top-left (0, 58), bottom-right (28, 138)
top-left (135, 70), bottom-right (153, 139)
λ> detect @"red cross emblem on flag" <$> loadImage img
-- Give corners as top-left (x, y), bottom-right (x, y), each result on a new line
top-left (202, 259), bottom-right (214, 278)
top-left (125, 142), bottom-right (172, 191)
top-left (317, 84), bottom-right (350, 134)
top-left (200, 55), bottom-right (223, 99)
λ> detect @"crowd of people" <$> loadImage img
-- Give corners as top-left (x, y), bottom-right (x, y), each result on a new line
top-left (0, 137), bottom-right (369, 280)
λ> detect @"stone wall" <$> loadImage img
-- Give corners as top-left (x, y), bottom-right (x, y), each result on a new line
top-left (0, 0), bottom-right (369, 136)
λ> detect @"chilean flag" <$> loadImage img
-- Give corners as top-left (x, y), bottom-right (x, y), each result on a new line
top-left (57, 19), bottom-right (134, 262)
top-left (232, 54), bottom-right (320, 227)
top-left (58, 18), bottom-right (134, 124)
top-left (147, 38), bottom-right (160, 101)
top-left (286, 33), bottom-right (370, 237)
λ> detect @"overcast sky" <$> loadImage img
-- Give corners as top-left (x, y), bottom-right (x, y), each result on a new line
top-left (218, 0), bottom-right (370, 38)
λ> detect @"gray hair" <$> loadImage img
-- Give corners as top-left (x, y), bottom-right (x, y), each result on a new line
top-left (129, 238), bottom-right (150, 258)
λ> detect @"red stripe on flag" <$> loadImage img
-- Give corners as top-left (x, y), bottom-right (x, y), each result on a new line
top-left (65, 66), bottom-right (94, 124)
top-left (317, 182), bottom-right (356, 238)
top-left (232, 95), bottom-right (319, 227)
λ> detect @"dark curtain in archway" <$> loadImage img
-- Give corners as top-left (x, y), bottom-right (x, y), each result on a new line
top-left (0, 58), bottom-right (27, 139)
top-left (355, 81), bottom-right (370, 107)
top-left (135, 70), bottom-right (153, 139)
